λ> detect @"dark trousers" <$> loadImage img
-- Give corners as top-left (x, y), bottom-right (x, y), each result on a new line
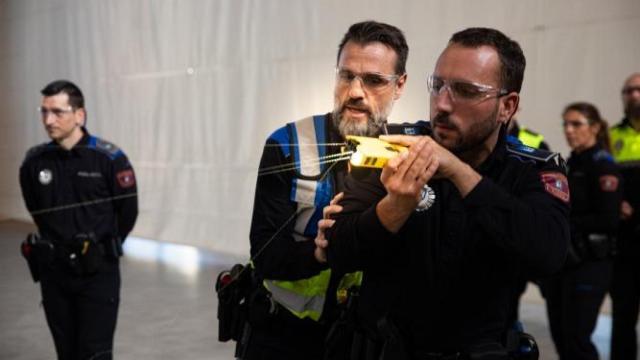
top-left (610, 254), bottom-right (640, 360)
top-left (39, 259), bottom-right (120, 360)
top-left (541, 260), bottom-right (611, 360)
top-left (243, 304), bottom-right (328, 360)
top-left (506, 279), bottom-right (528, 326)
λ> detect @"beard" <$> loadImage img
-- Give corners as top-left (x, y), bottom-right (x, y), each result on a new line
top-left (431, 104), bottom-right (500, 155)
top-left (332, 98), bottom-right (393, 138)
top-left (625, 100), bottom-right (640, 119)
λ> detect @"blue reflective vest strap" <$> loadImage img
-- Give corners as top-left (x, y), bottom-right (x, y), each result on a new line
top-left (263, 115), bottom-right (335, 321)
top-left (610, 124), bottom-right (640, 165)
top-left (289, 116), bottom-right (321, 205)
top-left (263, 269), bottom-right (331, 321)
top-left (286, 115), bottom-right (334, 237)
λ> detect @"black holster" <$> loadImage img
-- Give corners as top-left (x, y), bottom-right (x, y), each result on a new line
top-left (63, 233), bottom-right (103, 276)
top-left (325, 287), bottom-right (363, 360)
top-left (20, 233), bottom-right (54, 282)
top-left (216, 263), bottom-right (255, 359)
top-left (339, 315), bottom-right (409, 360)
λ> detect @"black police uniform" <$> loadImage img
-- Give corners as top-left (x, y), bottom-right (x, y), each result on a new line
top-left (540, 145), bottom-right (621, 360)
top-left (247, 113), bottom-right (349, 360)
top-left (19, 128), bottom-right (138, 360)
top-left (609, 118), bottom-right (640, 360)
top-left (326, 128), bottom-right (570, 359)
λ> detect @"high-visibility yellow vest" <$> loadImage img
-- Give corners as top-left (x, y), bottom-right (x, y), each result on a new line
top-left (518, 127), bottom-right (545, 149)
top-left (263, 115), bottom-right (362, 321)
top-left (610, 121), bottom-right (640, 166)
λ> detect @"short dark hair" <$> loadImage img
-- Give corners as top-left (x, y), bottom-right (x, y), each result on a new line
top-left (449, 28), bottom-right (526, 93)
top-left (41, 80), bottom-right (85, 109)
top-left (563, 102), bottom-right (610, 152)
top-left (337, 21), bottom-right (409, 75)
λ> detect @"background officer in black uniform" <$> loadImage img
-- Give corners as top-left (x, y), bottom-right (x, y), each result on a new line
top-left (541, 102), bottom-right (621, 360)
top-left (610, 72), bottom-right (640, 360)
top-left (320, 28), bottom-right (570, 359)
top-left (19, 80), bottom-right (138, 360)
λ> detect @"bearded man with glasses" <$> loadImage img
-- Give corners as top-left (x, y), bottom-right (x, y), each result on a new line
top-left (241, 21), bottom-right (410, 360)
top-left (321, 27), bottom-right (570, 359)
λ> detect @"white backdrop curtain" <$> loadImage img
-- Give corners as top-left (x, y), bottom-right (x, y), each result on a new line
top-left (1, 0), bottom-right (638, 255)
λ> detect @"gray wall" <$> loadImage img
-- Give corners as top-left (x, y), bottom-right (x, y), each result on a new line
top-left (1, 0), bottom-right (639, 254)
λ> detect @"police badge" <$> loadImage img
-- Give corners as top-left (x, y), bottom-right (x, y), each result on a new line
top-left (416, 184), bottom-right (436, 211)
top-left (38, 169), bottom-right (52, 185)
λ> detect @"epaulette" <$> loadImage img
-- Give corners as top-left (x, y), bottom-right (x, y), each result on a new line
top-left (506, 139), bottom-right (556, 162)
top-left (507, 137), bottom-right (564, 167)
top-left (593, 149), bottom-right (615, 163)
top-left (507, 141), bottom-right (567, 172)
top-left (88, 136), bottom-right (123, 160)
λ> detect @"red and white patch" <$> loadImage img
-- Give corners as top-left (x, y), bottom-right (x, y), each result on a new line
top-left (540, 172), bottom-right (570, 203)
top-left (116, 170), bottom-right (136, 188)
top-left (599, 175), bottom-right (619, 192)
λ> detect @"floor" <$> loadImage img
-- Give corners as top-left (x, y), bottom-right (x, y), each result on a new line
top-left (0, 220), bottom-right (628, 359)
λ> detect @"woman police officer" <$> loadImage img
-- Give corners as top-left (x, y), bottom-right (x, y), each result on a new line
top-left (542, 102), bottom-right (622, 360)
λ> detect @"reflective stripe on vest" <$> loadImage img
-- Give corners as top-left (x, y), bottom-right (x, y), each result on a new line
top-left (264, 269), bottom-right (331, 321)
top-left (263, 115), bottom-right (363, 321)
top-left (518, 128), bottom-right (544, 149)
top-left (265, 270), bottom-right (363, 321)
top-left (610, 124), bottom-right (640, 166)
top-left (288, 115), bottom-right (332, 239)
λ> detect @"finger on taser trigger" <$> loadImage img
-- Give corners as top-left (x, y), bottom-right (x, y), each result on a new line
top-left (395, 138), bottom-right (427, 179)
top-left (385, 151), bottom-right (408, 172)
top-left (403, 139), bottom-right (430, 180)
top-left (419, 158), bottom-right (439, 184)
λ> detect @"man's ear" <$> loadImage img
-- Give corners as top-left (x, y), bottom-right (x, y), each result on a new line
top-left (393, 73), bottom-right (408, 100)
top-left (498, 93), bottom-right (519, 125)
top-left (75, 108), bottom-right (86, 127)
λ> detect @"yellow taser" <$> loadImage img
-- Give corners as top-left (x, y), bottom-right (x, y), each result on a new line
top-left (344, 136), bottom-right (408, 168)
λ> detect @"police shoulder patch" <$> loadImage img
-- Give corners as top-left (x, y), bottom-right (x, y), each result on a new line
top-left (116, 169), bottom-right (136, 188)
top-left (540, 172), bottom-right (570, 203)
top-left (599, 175), bottom-right (619, 192)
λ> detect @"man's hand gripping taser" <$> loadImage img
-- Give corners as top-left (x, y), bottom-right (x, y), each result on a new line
top-left (343, 134), bottom-right (436, 211)
top-left (343, 136), bottom-right (408, 169)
